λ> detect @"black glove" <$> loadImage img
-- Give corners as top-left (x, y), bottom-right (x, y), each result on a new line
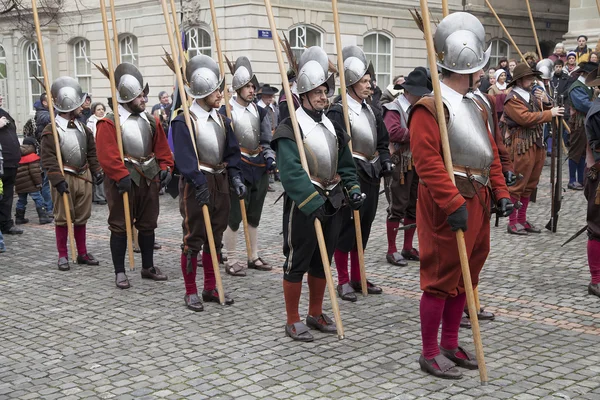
top-left (159, 169), bottom-right (172, 188)
top-left (195, 183), bottom-right (210, 206)
top-left (504, 171), bottom-right (517, 187)
top-left (55, 180), bottom-right (69, 195)
top-left (116, 176), bottom-right (132, 194)
top-left (309, 205), bottom-right (326, 223)
top-left (94, 171), bottom-right (104, 186)
top-left (497, 198), bottom-right (515, 217)
top-left (349, 192), bottom-right (365, 210)
top-left (381, 160), bottom-right (394, 178)
top-left (447, 203), bottom-right (468, 232)
top-left (266, 157), bottom-right (276, 172)
top-left (231, 175), bottom-right (247, 199)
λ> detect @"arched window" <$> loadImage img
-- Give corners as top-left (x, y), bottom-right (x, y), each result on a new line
top-left (490, 39), bottom-right (510, 68)
top-left (364, 32), bottom-right (392, 89)
top-left (0, 45), bottom-right (7, 108)
top-left (186, 27), bottom-right (211, 58)
top-left (120, 35), bottom-right (138, 66)
top-left (25, 42), bottom-right (43, 111)
top-left (73, 39), bottom-right (91, 93)
top-left (289, 25), bottom-right (322, 59)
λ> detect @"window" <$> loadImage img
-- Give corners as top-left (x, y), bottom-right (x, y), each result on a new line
top-left (186, 27), bottom-right (212, 58)
top-left (0, 45), bottom-right (6, 108)
top-left (490, 39), bottom-right (510, 69)
top-left (364, 32), bottom-right (392, 89)
top-left (120, 35), bottom-right (138, 66)
top-left (73, 39), bottom-right (91, 93)
top-left (26, 42), bottom-right (43, 111)
top-left (289, 25), bottom-right (322, 59)
top-left (0, 45), bottom-right (6, 79)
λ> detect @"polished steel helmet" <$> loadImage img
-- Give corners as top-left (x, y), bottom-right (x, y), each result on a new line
top-left (185, 54), bottom-right (225, 99)
top-left (231, 56), bottom-right (259, 91)
top-left (434, 12), bottom-right (491, 74)
top-left (296, 46), bottom-right (335, 97)
top-left (342, 45), bottom-right (374, 87)
top-left (50, 76), bottom-right (87, 113)
top-left (114, 63), bottom-right (145, 104)
top-left (536, 59), bottom-right (554, 80)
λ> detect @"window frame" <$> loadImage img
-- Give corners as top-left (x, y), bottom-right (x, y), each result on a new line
top-left (185, 27), bottom-right (212, 58)
top-left (288, 25), bottom-right (323, 59)
top-left (489, 38), bottom-right (510, 69)
top-left (25, 42), bottom-right (43, 112)
top-left (363, 31), bottom-right (393, 89)
top-left (120, 34), bottom-right (139, 66)
top-left (72, 39), bottom-right (91, 93)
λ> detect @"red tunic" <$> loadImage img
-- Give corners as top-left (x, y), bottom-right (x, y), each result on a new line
top-left (409, 101), bottom-right (510, 298)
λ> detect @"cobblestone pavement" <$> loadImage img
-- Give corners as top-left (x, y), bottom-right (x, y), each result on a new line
top-left (0, 163), bottom-right (599, 400)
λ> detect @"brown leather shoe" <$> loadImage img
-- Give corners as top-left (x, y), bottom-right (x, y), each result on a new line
top-left (401, 248), bottom-right (420, 261)
top-left (248, 257), bottom-right (272, 271)
top-left (58, 257), bottom-right (70, 271)
top-left (337, 283), bottom-right (357, 302)
top-left (349, 280), bottom-right (383, 294)
top-left (115, 272), bottom-right (130, 289)
top-left (202, 289), bottom-right (234, 305)
top-left (507, 223), bottom-right (528, 235)
top-left (386, 252), bottom-right (408, 266)
top-left (459, 315), bottom-right (471, 329)
top-left (77, 253), bottom-right (99, 266)
top-left (141, 266), bottom-right (168, 281)
top-left (225, 261), bottom-right (246, 277)
top-left (285, 322), bottom-right (314, 342)
top-left (184, 294), bottom-right (204, 311)
top-left (440, 346), bottom-right (478, 370)
top-left (306, 313), bottom-right (337, 333)
top-left (589, 283), bottom-right (600, 298)
top-left (523, 221), bottom-right (541, 234)
top-left (418, 354), bottom-right (462, 379)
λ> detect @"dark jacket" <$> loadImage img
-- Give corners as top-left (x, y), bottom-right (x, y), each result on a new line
top-left (0, 108), bottom-right (20, 169)
top-left (34, 101), bottom-right (50, 141)
top-left (15, 144), bottom-right (42, 194)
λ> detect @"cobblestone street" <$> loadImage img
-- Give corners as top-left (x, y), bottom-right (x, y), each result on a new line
top-left (0, 163), bottom-right (598, 400)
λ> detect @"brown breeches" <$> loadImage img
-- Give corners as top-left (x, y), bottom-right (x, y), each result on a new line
top-left (508, 143), bottom-right (546, 200)
top-left (105, 176), bottom-right (160, 234)
top-left (51, 170), bottom-right (92, 226)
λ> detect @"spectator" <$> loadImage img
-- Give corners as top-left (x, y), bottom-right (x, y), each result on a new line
top-left (497, 57), bottom-right (510, 79)
top-left (86, 102), bottom-right (107, 205)
top-left (508, 59), bottom-right (517, 82)
top-left (33, 93), bottom-right (53, 213)
top-left (78, 94), bottom-right (92, 124)
top-left (380, 74), bottom-right (405, 104)
top-left (0, 94), bottom-right (23, 235)
top-left (480, 67), bottom-right (495, 93)
top-left (590, 52), bottom-right (599, 63)
top-left (256, 84), bottom-right (280, 191)
top-left (524, 52), bottom-right (539, 69)
top-left (549, 43), bottom-right (568, 63)
top-left (575, 34), bottom-right (592, 63)
top-left (564, 52), bottom-right (578, 75)
top-left (547, 59), bottom-right (571, 152)
top-left (488, 69), bottom-right (510, 120)
top-left (151, 91), bottom-right (172, 135)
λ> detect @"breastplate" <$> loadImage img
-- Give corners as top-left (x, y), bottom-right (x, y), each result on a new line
top-left (475, 94), bottom-right (495, 137)
top-left (194, 115), bottom-right (226, 173)
top-left (303, 123), bottom-right (339, 190)
top-left (446, 97), bottom-right (494, 185)
top-left (350, 105), bottom-right (378, 163)
top-left (233, 108), bottom-right (261, 154)
top-left (121, 114), bottom-right (153, 159)
top-left (59, 123), bottom-right (87, 172)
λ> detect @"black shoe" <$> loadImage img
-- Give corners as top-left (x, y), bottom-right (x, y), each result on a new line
top-left (36, 207), bottom-right (52, 225)
top-left (202, 289), bottom-right (234, 305)
top-left (3, 225), bottom-right (23, 235)
top-left (248, 257), bottom-right (272, 271)
top-left (153, 241), bottom-right (162, 250)
top-left (115, 272), bottom-right (131, 289)
top-left (336, 283), bottom-right (357, 302)
top-left (141, 267), bottom-right (168, 281)
top-left (15, 209), bottom-right (29, 225)
top-left (386, 252), bottom-right (408, 266)
top-left (349, 280), bottom-right (383, 294)
top-left (588, 283), bottom-right (600, 298)
top-left (400, 248), bottom-right (420, 261)
top-left (77, 253), bottom-right (99, 266)
top-left (57, 257), bottom-right (70, 271)
top-left (306, 314), bottom-right (337, 333)
top-left (285, 322), bottom-right (314, 342)
top-left (440, 346), bottom-right (478, 370)
top-left (184, 294), bottom-right (204, 311)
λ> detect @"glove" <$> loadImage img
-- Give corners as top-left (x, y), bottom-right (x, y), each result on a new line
top-left (231, 175), bottom-right (247, 199)
top-left (266, 157), bottom-right (276, 172)
top-left (159, 169), bottom-right (172, 188)
top-left (504, 171), bottom-right (517, 187)
top-left (94, 171), bottom-right (104, 186)
top-left (381, 160), bottom-right (394, 178)
top-left (349, 192), bottom-right (366, 210)
top-left (497, 198), bottom-right (515, 218)
top-left (447, 203), bottom-right (468, 232)
top-left (116, 176), bottom-right (132, 194)
top-left (55, 180), bottom-right (69, 195)
top-left (195, 183), bottom-right (210, 206)
top-left (309, 205), bottom-right (326, 223)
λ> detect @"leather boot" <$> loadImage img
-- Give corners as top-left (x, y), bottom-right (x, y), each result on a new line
top-left (15, 209), bottom-right (29, 225)
top-left (37, 207), bottom-right (52, 225)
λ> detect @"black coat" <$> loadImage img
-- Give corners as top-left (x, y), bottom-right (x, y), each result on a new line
top-left (0, 108), bottom-right (20, 169)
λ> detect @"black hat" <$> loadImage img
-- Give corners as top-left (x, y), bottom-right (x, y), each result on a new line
top-left (395, 67), bottom-right (432, 96)
top-left (257, 84), bottom-right (279, 95)
top-left (578, 61), bottom-right (598, 74)
top-left (507, 63), bottom-right (542, 88)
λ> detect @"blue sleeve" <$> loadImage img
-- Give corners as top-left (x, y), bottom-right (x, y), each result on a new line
top-left (571, 87), bottom-right (593, 114)
top-left (223, 117), bottom-right (242, 181)
top-left (171, 117), bottom-right (207, 187)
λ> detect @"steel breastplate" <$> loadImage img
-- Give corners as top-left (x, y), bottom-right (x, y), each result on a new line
top-left (446, 96), bottom-right (494, 185)
top-left (58, 122), bottom-right (88, 172)
top-left (121, 114), bottom-right (153, 159)
top-left (193, 114), bottom-right (226, 173)
top-left (475, 93), bottom-right (495, 137)
top-left (232, 107), bottom-right (261, 155)
top-left (349, 104), bottom-right (378, 163)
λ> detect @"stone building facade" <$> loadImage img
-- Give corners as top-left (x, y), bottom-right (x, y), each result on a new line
top-left (0, 0), bottom-right (568, 129)
top-left (564, 0), bottom-right (600, 49)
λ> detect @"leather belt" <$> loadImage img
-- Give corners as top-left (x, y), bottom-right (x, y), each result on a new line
top-left (311, 174), bottom-right (341, 191)
top-left (198, 161), bottom-right (226, 175)
top-left (64, 163), bottom-right (89, 175)
top-left (124, 153), bottom-right (156, 167)
top-left (240, 146), bottom-right (262, 157)
top-left (453, 164), bottom-right (490, 186)
top-left (353, 150), bottom-right (380, 164)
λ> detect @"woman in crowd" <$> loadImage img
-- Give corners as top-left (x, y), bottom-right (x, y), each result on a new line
top-left (488, 69), bottom-right (510, 120)
top-left (549, 43), bottom-right (568, 63)
top-left (86, 102), bottom-right (107, 205)
top-left (564, 52), bottom-right (579, 75)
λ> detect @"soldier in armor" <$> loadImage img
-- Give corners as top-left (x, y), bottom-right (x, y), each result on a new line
top-left (382, 67), bottom-right (431, 268)
top-left (271, 46), bottom-right (363, 341)
top-left (171, 55), bottom-right (245, 311)
top-left (408, 12), bottom-right (513, 379)
top-left (96, 63), bottom-right (174, 289)
top-left (40, 77), bottom-right (103, 271)
top-left (220, 57), bottom-right (275, 276)
top-left (501, 63), bottom-right (564, 235)
top-left (326, 45), bottom-right (392, 301)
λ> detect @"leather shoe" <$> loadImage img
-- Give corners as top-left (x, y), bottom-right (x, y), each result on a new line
top-left (202, 288), bottom-right (234, 305)
top-left (57, 256), bottom-right (70, 271)
top-left (248, 257), bottom-right (272, 271)
top-left (401, 248), bottom-right (420, 261)
top-left (225, 261), bottom-right (246, 277)
top-left (523, 221), bottom-right (541, 234)
top-left (306, 313), bottom-right (337, 333)
top-left (418, 354), bottom-right (462, 379)
top-left (153, 241), bottom-right (162, 250)
top-left (349, 280), bottom-right (383, 294)
top-left (285, 322), bottom-right (314, 342)
top-left (588, 283), bottom-right (600, 298)
top-left (507, 223), bottom-right (528, 235)
top-left (337, 283), bottom-right (357, 302)
top-left (459, 315), bottom-right (471, 329)
top-left (3, 225), bottom-right (23, 235)
top-left (115, 272), bottom-right (130, 289)
top-left (141, 266), bottom-right (168, 281)
top-left (386, 252), bottom-right (408, 266)
top-left (440, 346), bottom-right (478, 370)
top-left (77, 253), bottom-right (99, 266)
top-left (464, 307), bottom-right (495, 321)
top-left (184, 294), bottom-right (204, 311)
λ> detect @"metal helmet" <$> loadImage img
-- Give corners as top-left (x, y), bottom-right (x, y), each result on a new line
top-left (434, 12), bottom-right (491, 74)
top-left (342, 45), bottom-right (375, 87)
top-left (185, 54), bottom-right (224, 99)
top-left (296, 46), bottom-right (335, 97)
top-left (536, 59), bottom-right (554, 80)
top-left (231, 56), bottom-right (259, 91)
top-left (50, 76), bottom-right (87, 113)
top-left (114, 63), bottom-right (145, 104)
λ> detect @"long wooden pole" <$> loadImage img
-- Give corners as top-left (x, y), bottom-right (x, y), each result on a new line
top-left (159, 0), bottom-right (226, 304)
top-left (331, 0), bottom-right (368, 297)
top-left (208, 0), bottom-right (253, 263)
top-left (524, 0), bottom-right (542, 61)
top-left (420, 0), bottom-right (488, 384)
top-left (484, 0), bottom-right (526, 63)
top-left (169, 0), bottom-right (186, 77)
top-left (109, 0), bottom-right (120, 62)
top-left (263, 0), bottom-right (345, 339)
top-left (441, 0), bottom-right (449, 17)
top-left (100, 0), bottom-right (135, 270)
top-left (597, 0), bottom-right (600, 16)
top-left (32, 1), bottom-right (77, 263)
